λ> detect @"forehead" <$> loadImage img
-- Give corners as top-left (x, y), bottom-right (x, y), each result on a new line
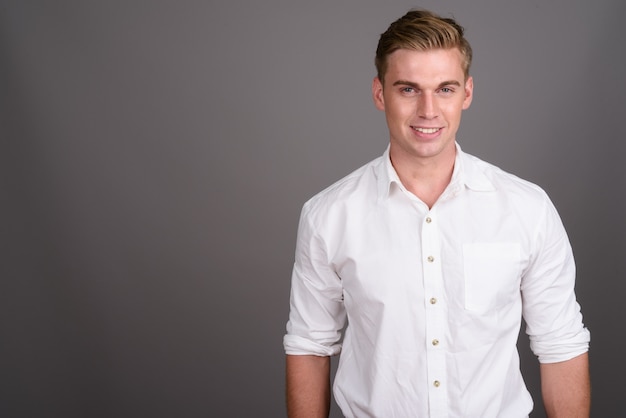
top-left (384, 48), bottom-right (465, 85)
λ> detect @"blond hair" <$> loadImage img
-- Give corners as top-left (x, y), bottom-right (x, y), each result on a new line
top-left (375, 10), bottom-right (473, 82)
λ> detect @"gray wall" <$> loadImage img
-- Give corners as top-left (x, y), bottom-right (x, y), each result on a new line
top-left (2, 1), bottom-right (624, 417)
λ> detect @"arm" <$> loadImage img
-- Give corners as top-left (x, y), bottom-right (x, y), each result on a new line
top-left (540, 352), bottom-right (590, 418)
top-left (286, 354), bottom-right (331, 418)
top-left (520, 195), bottom-right (591, 416)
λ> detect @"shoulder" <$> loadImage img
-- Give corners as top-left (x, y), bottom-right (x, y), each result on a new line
top-left (459, 151), bottom-right (568, 249)
top-left (301, 154), bottom-right (384, 223)
top-left (462, 151), bottom-right (550, 203)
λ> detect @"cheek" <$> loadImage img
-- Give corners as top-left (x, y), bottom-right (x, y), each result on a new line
top-left (385, 110), bottom-right (403, 129)
top-left (443, 103), bottom-right (465, 121)
top-left (389, 100), bottom-right (415, 119)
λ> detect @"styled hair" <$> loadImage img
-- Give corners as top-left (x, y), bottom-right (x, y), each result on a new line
top-left (375, 10), bottom-right (473, 82)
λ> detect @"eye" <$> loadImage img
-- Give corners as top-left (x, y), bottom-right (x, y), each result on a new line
top-left (439, 85), bottom-right (460, 95)
top-left (401, 87), bottom-right (415, 94)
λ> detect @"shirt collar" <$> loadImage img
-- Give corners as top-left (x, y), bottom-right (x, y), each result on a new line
top-left (376, 142), bottom-right (496, 202)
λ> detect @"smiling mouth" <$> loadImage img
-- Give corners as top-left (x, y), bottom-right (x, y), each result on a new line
top-left (412, 127), bottom-right (441, 134)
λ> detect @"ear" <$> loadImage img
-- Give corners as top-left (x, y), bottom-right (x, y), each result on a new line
top-left (372, 77), bottom-right (385, 111)
top-left (462, 76), bottom-right (474, 110)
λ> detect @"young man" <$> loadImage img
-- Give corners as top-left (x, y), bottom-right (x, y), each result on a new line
top-left (284, 10), bottom-right (590, 418)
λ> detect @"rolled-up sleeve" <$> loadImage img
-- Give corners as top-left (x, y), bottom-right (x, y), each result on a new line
top-left (283, 203), bottom-right (346, 356)
top-left (521, 194), bottom-right (590, 363)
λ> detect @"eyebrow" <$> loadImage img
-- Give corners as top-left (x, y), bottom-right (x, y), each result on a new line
top-left (392, 79), bottom-right (462, 89)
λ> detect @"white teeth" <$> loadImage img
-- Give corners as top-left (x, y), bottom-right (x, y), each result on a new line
top-left (414, 127), bottom-right (439, 134)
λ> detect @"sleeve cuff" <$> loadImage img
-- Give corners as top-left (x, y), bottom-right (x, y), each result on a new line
top-left (531, 327), bottom-right (591, 363)
top-left (283, 334), bottom-right (342, 356)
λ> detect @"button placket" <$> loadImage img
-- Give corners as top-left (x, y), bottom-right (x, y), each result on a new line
top-left (421, 210), bottom-right (448, 413)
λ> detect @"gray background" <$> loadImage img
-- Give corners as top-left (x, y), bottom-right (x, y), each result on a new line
top-left (1, 0), bottom-right (624, 417)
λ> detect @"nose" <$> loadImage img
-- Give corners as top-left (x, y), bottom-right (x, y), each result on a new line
top-left (418, 93), bottom-right (437, 119)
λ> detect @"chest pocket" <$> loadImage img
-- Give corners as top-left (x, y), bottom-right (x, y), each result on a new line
top-left (463, 242), bottom-right (521, 311)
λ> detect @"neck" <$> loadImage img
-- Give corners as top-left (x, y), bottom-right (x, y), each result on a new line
top-left (389, 145), bottom-right (456, 208)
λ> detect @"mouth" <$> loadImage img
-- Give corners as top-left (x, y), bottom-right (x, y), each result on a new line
top-left (411, 126), bottom-right (442, 134)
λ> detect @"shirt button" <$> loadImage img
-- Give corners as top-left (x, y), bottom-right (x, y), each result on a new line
top-left (430, 297), bottom-right (437, 304)
top-left (427, 256), bottom-right (434, 263)
top-left (434, 380), bottom-right (441, 387)
top-left (425, 217), bottom-right (432, 223)
top-left (432, 339), bottom-right (439, 346)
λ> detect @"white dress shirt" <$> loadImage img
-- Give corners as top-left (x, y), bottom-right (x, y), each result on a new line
top-left (284, 144), bottom-right (590, 418)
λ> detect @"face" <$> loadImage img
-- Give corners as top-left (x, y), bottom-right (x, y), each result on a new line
top-left (372, 48), bottom-right (473, 165)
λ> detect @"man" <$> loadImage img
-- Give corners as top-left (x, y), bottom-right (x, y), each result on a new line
top-left (284, 9), bottom-right (590, 418)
